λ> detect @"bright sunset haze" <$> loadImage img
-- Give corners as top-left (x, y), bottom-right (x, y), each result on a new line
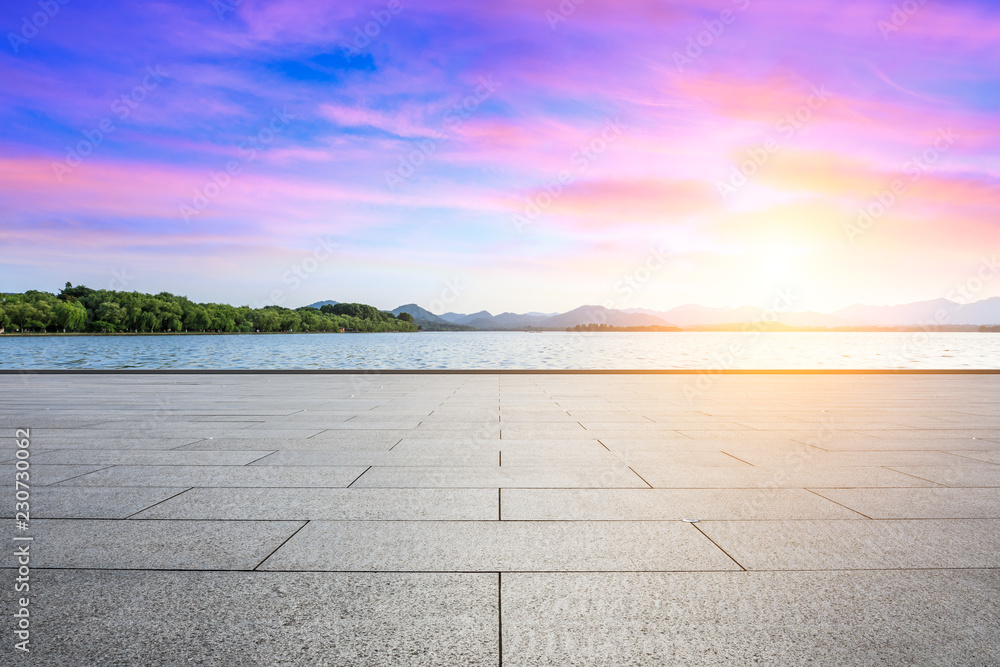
top-left (1, 0), bottom-right (998, 314)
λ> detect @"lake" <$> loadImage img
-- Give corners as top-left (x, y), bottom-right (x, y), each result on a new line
top-left (1, 331), bottom-right (997, 369)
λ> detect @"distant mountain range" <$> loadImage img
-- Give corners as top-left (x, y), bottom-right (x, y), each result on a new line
top-left (306, 296), bottom-right (1000, 330)
top-left (832, 298), bottom-right (1000, 327)
top-left (387, 304), bottom-right (477, 331)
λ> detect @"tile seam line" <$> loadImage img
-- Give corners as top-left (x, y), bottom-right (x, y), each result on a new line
top-left (346, 467), bottom-right (372, 488)
top-left (33, 517), bottom-right (1000, 522)
top-left (691, 523), bottom-right (747, 571)
top-left (803, 489), bottom-right (876, 520)
top-left (721, 451), bottom-right (755, 466)
top-left (5, 369), bottom-right (1000, 375)
top-left (12, 566), bottom-right (1000, 574)
top-left (789, 438), bottom-right (830, 452)
top-left (175, 484), bottom-right (965, 490)
top-left (498, 571), bottom-right (503, 667)
top-left (941, 451), bottom-right (1000, 465)
top-left (123, 487), bottom-right (195, 519)
top-left (48, 464), bottom-right (118, 486)
top-left (881, 466), bottom-right (952, 487)
top-left (23, 517), bottom-right (1000, 523)
top-left (243, 451), bottom-right (278, 466)
top-left (628, 466), bottom-right (654, 489)
top-left (252, 520), bottom-right (310, 571)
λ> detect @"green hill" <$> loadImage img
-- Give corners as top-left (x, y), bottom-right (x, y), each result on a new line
top-left (0, 284), bottom-right (417, 334)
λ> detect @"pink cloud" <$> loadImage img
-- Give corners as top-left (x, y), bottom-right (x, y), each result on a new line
top-left (320, 104), bottom-right (439, 138)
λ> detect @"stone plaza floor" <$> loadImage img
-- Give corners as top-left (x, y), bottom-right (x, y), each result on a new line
top-left (2, 371), bottom-right (999, 664)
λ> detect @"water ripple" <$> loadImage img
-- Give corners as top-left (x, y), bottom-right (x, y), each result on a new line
top-left (1, 331), bottom-right (998, 370)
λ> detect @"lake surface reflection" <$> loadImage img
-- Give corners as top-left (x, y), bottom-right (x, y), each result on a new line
top-left (1, 331), bottom-right (997, 369)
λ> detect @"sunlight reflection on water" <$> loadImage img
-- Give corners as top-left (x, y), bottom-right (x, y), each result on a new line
top-left (1, 331), bottom-right (998, 369)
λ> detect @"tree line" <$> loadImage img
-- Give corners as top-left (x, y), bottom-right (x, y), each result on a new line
top-left (0, 284), bottom-right (417, 334)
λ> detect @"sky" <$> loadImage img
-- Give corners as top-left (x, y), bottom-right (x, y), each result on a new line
top-left (1, 0), bottom-right (998, 315)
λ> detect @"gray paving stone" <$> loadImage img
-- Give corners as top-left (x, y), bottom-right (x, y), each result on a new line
top-left (597, 437), bottom-right (798, 452)
top-left (505, 415), bottom-right (608, 423)
top-left (236, 416), bottom-right (355, 425)
top-left (811, 488), bottom-right (1000, 518)
top-left (949, 450), bottom-right (1000, 464)
top-left (54, 465), bottom-right (367, 488)
top-left (808, 422), bottom-right (923, 430)
top-left (11, 519), bottom-right (303, 569)
top-left (731, 450), bottom-right (982, 467)
top-left (0, 442), bottom-right (63, 461)
top-left (822, 436), bottom-right (998, 451)
top-left (18, 570), bottom-right (497, 665)
top-left (887, 465), bottom-right (1000, 487)
top-left (498, 450), bottom-right (744, 467)
top-left (501, 488), bottom-right (860, 520)
top-left (230, 422), bottom-right (360, 432)
top-left (619, 422), bottom-right (756, 431)
top-left (289, 430), bottom-right (413, 445)
top-left (500, 426), bottom-right (591, 440)
top-left (34, 427), bottom-right (232, 438)
top-left (630, 465), bottom-right (940, 488)
top-left (31, 449), bottom-right (275, 466)
top-left (19, 437), bottom-right (205, 450)
top-left (186, 415), bottom-right (272, 422)
top-left (2, 486), bottom-right (188, 519)
top-left (406, 428), bottom-right (503, 439)
top-left (0, 417), bottom-right (107, 428)
top-left (678, 428), bottom-right (847, 439)
top-left (699, 519), bottom-right (1000, 569)
top-left (501, 570), bottom-right (1000, 666)
top-left (314, 421), bottom-right (425, 430)
top-left (250, 450), bottom-right (500, 467)
top-left (7, 372), bottom-right (1000, 662)
top-left (417, 419), bottom-right (504, 430)
top-left (261, 520), bottom-right (740, 572)
top-left (218, 427), bottom-right (327, 438)
top-left (351, 466), bottom-right (647, 488)
top-left (176, 434), bottom-right (402, 450)
top-left (170, 438), bottom-right (334, 452)
top-left (865, 429), bottom-right (1000, 440)
top-left (677, 431), bottom-right (885, 447)
top-left (391, 438), bottom-right (603, 453)
top-left (134, 487), bottom-right (498, 520)
top-left (500, 412), bottom-right (577, 421)
top-left (0, 463), bottom-right (111, 485)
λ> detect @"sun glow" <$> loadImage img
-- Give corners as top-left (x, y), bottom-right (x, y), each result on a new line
top-left (753, 243), bottom-right (808, 281)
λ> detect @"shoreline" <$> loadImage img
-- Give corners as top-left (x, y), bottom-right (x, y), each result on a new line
top-left (0, 331), bottom-right (413, 337)
top-left (2, 329), bottom-right (998, 336)
top-left (4, 368), bottom-right (1000, 374)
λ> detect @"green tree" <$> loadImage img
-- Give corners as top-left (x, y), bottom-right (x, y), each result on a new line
top-left (55, 300), bottom-right (88, 331)
top-left (2, 286), bottom-right (416, 334)
top-left (332, 303), bottom-right (387, 322)
top-left (6, 301), bottom-right (46, 331)
top-left (59, 283), bottom-right (94, 300)
top-left (96, 302), bottom-right (125, 326)
top-left (183, 306), bottom-right (211, 331)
